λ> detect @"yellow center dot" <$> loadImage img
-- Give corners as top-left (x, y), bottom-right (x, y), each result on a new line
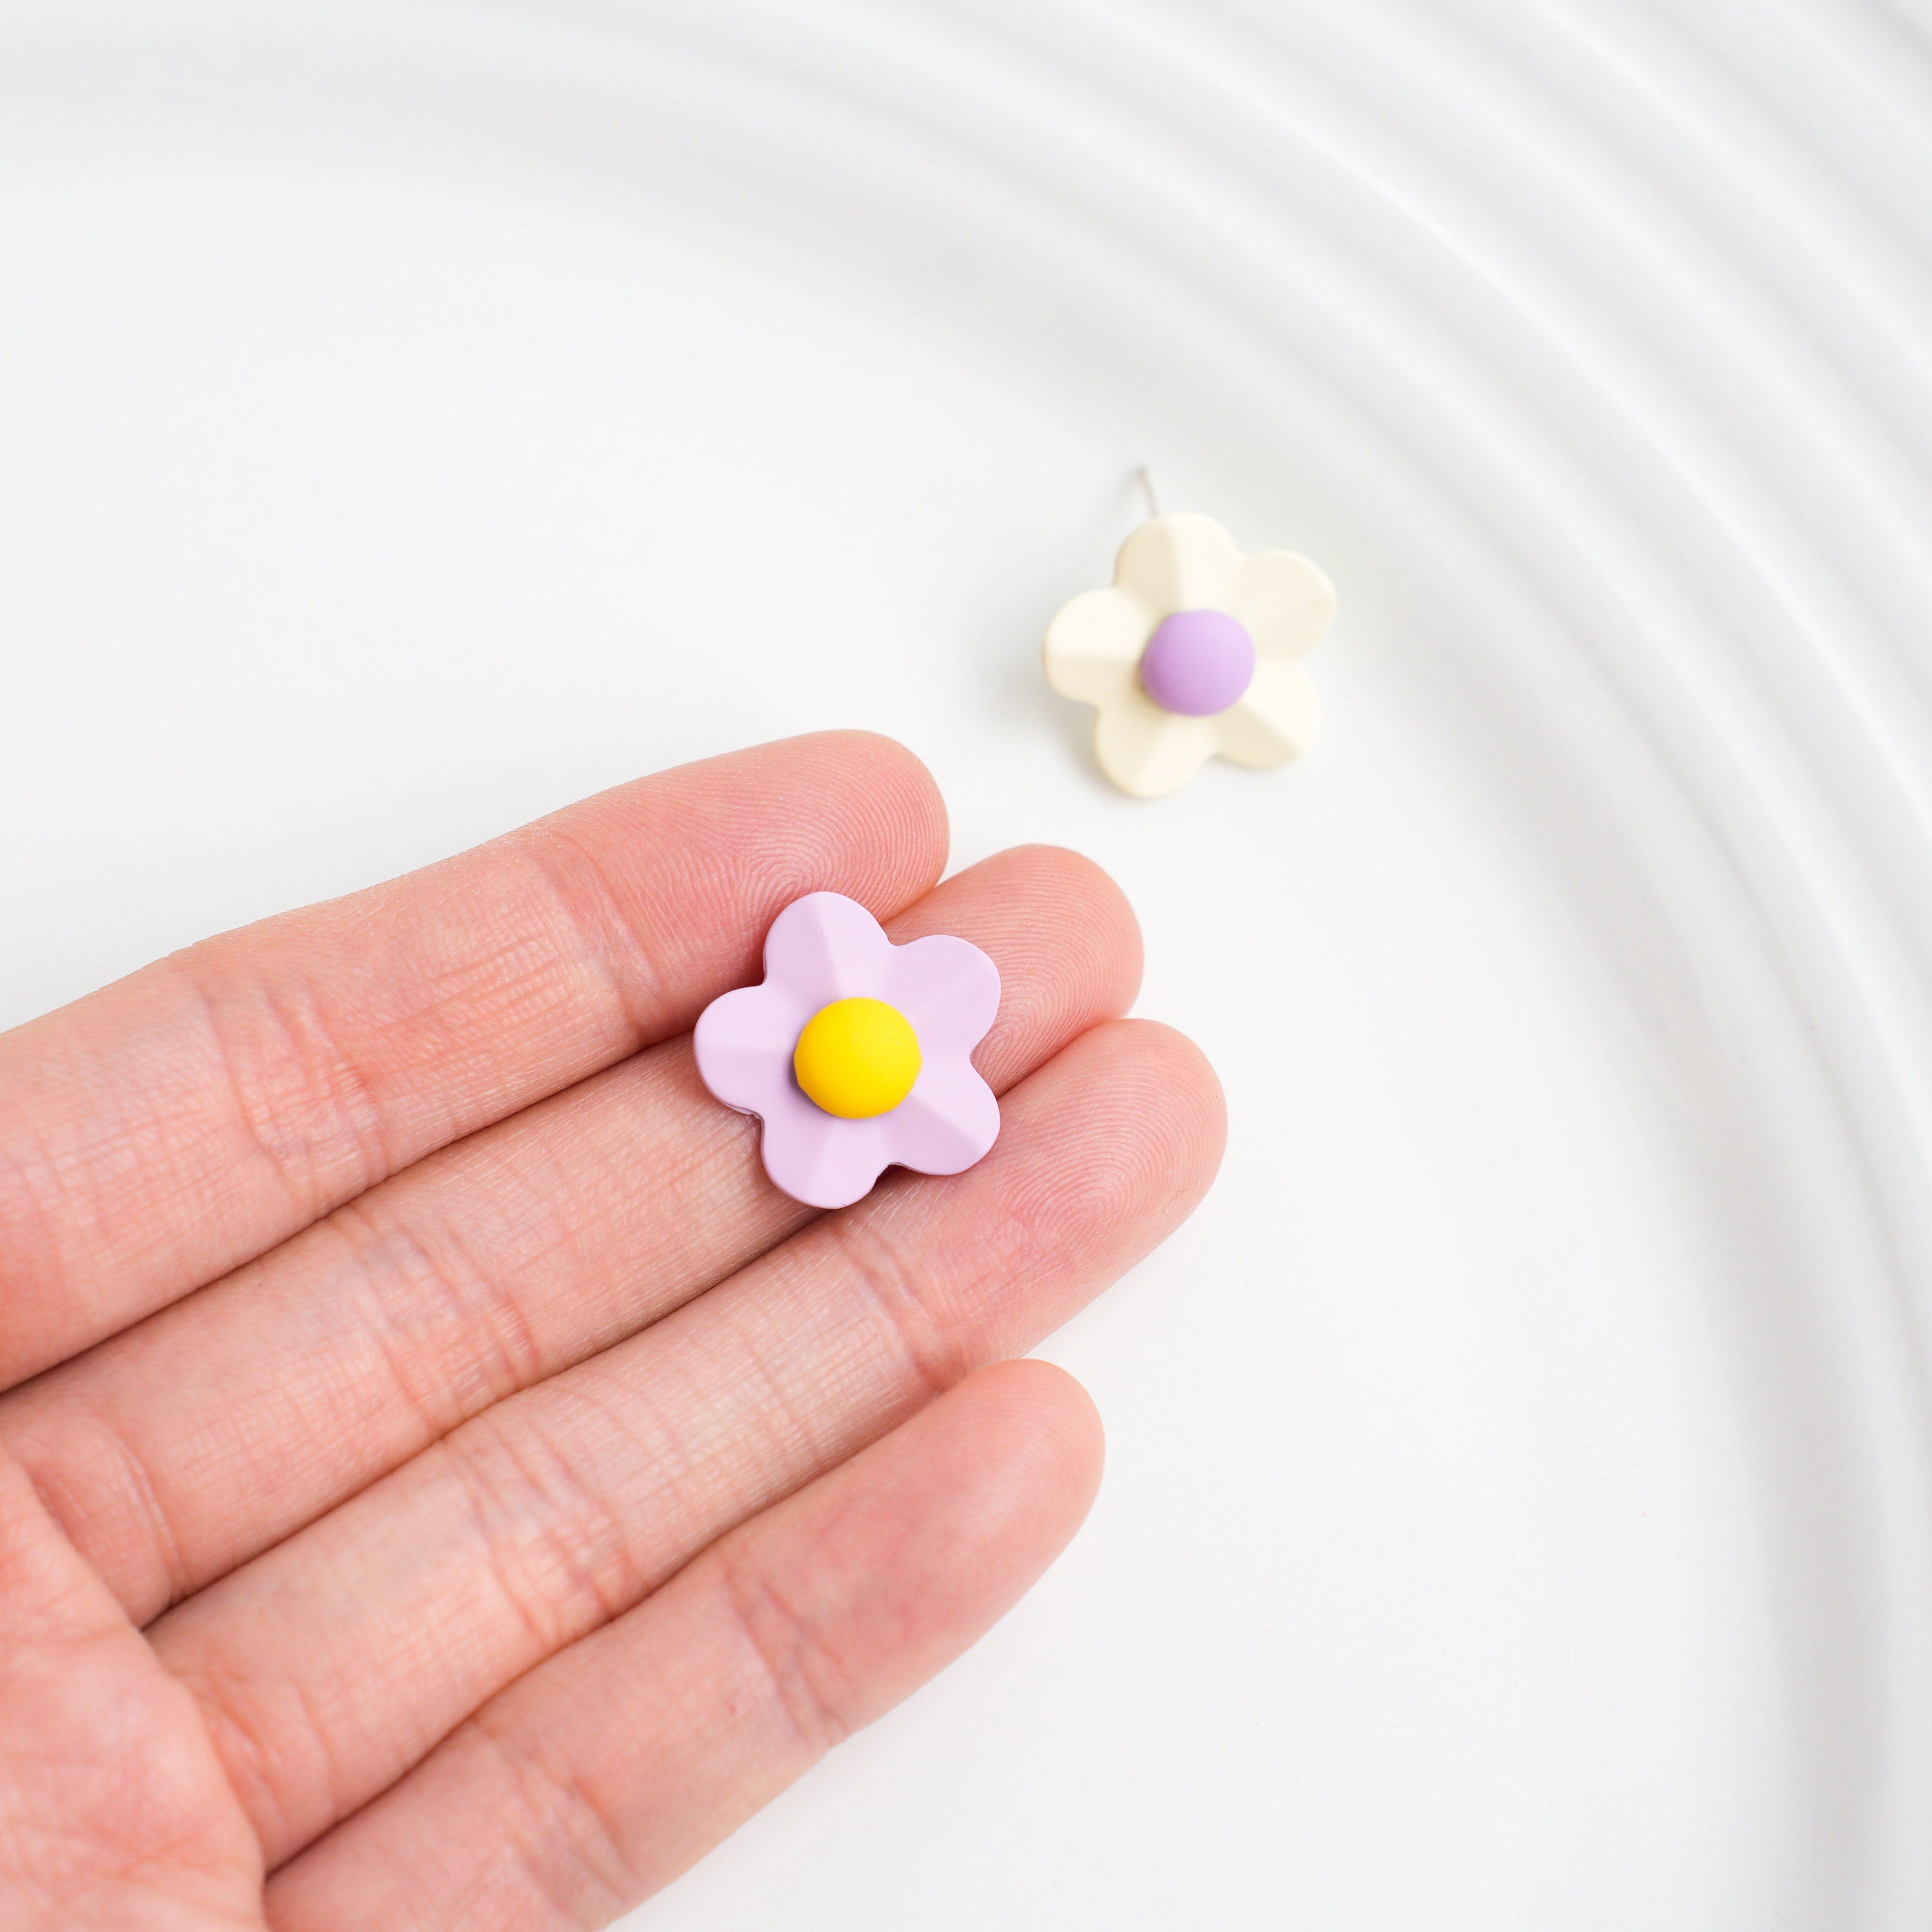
top-left (792, 997), bottom-right (922, 1119)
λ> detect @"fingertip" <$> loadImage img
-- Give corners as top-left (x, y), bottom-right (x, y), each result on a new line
top-left (1112, 1017), bottom-right (1229, 1198)
top-left (999, 1018), bottom-right (1226, 1246)
top-left (994, 844), bottom-right (1144, 1009)
top-left (657, 730), bottom-right (949, 925)
top-left (579, 732), bottom-right (951, 1022)
top-left (780, 730), bottom-right (951, 898)
top-left (952, 1358), bottom-right (1106, 1530)
top-left (848, 1363), bottom-right (1105, 1668)
top-left (905, 845), bottom-right (1141, 1090)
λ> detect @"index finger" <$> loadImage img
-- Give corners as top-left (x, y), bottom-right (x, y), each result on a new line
top-left (0, 732), bottom-right (945, 1390)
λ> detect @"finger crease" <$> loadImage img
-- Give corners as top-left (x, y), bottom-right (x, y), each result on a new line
top-left (328, 1197), bottom-right (548, 1441)
top-left (518, 828), bottom-right (667, 1053)
top-left (469, 1705), bottom-right (634, 1929)
top-left (715, 1542), bottom-right (860, 1759)
top-left (185, 1662), bottom-right (343, 1871)
top-left (442, 1404), bottom-right (649, 1659)
top-left (73, 1408), bottom-right (195, 1618)
top-left (822, 1217), bottom-right (961, 1405)
top-left (171, 957), bottom-right (392, 1224)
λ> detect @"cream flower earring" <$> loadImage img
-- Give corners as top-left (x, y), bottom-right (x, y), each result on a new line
top-left (1043, 509), bottom-right (1336, 798)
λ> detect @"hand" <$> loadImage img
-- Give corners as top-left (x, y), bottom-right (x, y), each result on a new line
top-left (0, 734), bottom-right (1224, 1930)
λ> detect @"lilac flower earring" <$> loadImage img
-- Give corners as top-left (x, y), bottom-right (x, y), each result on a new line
top-left (694, 892), bottom-right (1001, 1209)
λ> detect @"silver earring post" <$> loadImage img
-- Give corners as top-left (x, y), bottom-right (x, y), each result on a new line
top-left (1134, 466), bottom-right (1163, 520)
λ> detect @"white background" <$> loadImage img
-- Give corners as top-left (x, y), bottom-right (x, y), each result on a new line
top-left (5, 3), bottom-right (1932, 1926)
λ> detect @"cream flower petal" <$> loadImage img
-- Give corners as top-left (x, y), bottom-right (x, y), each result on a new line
top-left (1095, 690), bottom-right (1217, 799)
top-left (1045, 509), bottom-right (1332, 796)
top-left (1113, 513), bottom-right (1241, 617)
top-left (1229, 550), bottom-right (1336, 661)
top-left (1042, 585), bottom-right (1149, 705)
top-left (1215, 659), bottom-right (1321, 769)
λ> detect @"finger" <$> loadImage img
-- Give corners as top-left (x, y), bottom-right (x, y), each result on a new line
top-left (0, 732), bottom-right (945, 1389)
top-left (156, 1020), bottom-right (1222, 1866)
top-left (1, 846), bottom-right (1140, 1623)
top-left (263, 1360), bottom-right (1103, 1931)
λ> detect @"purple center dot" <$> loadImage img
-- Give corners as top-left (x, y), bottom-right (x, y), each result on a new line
top-left (1138, 609), bottom-right (1257, 716)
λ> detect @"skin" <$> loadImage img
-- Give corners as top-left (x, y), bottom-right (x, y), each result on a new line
top-left (0, 732), bottom-right (1225, 1931)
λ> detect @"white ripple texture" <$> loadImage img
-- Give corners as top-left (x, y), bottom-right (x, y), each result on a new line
top-left (580, 2), bottom-right (1932, 1918)
top-left (582, 0), bottom-right (1932, 1881)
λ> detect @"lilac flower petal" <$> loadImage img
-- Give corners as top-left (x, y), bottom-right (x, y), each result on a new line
top-left (692, 981), bottom-right (811, 1117)
top-left (760, 891), bottom-right (896, 1010)
top-left (762, 1104), bottom-right (894, 1210)
top-left (884, 1052), bottom-right (1002, 1176)
top-left (886, 934), bottom-right (1001, 1057)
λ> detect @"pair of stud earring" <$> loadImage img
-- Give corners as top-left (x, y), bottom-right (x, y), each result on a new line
top-left (1044, 469), bottom-right (1338, 799)
top-left (696, 478), bottom-right (1334, 1207)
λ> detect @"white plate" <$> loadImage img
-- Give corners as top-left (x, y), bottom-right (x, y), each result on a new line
top-left (5, 2), bottom-right (1931, 1925)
